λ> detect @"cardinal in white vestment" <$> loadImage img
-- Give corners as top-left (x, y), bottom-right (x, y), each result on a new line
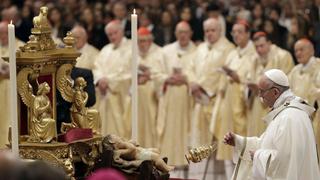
top-left (135, 27), bottom-right (166, 148)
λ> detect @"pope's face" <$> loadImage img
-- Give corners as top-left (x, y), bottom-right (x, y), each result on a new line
top-left (258, 76), bottom-right (277, 108)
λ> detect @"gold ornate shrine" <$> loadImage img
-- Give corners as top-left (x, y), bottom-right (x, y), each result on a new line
top-left (3, 6), bottom-right (101, 179)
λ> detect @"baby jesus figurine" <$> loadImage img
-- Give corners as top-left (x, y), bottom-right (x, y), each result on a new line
top-left (103, 134), bottom-right (174, 172)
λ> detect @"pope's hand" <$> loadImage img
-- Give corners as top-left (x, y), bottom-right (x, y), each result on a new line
top-left (223, 132), bottom-right (235, 146)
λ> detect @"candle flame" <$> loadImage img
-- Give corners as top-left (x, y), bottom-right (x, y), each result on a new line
top-left (133, 9), bottom-right (136, 14)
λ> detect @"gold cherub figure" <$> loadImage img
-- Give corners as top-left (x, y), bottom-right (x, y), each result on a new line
top-left (17, 68), bottom-right (57, 143)
top-left (57, 64), bottom-right (100, 134)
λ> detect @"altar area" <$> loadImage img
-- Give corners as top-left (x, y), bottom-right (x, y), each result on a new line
top-left (2, 6), bottom-right (103, 179)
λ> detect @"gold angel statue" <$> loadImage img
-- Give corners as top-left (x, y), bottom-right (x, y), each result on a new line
top-left (17, 68), bottom-right (57, 142)
top-left (57, 64), bottom-right (100, 134)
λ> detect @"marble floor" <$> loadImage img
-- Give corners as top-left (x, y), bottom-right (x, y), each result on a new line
top-left (169, 156), bottom-right (228, 180)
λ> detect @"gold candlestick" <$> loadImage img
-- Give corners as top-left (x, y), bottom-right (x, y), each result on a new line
top-left (185, 143), bottom-right (217, 164)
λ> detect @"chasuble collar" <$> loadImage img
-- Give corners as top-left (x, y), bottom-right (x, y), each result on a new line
top-left (112, 37), bottom-right (128, 49)
top-left (206, 37), bottom-right (224, 50)
top-left (236, 40), bottom-right (254, 58)
top-left (300, 56), bottom-right (317, 74)
top-left (273, 89), bottom-right (295, 109)
top-left (263, 90), bottom-right (294, 124)
top-left (176, 41), bottom-right (195, 56)
top-left (79, 43), bottom-right (89, 53)
top-left (263, 90), bottom-right (315, 124)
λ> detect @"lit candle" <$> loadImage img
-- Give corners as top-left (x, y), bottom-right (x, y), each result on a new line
top-left (8, 21), bottom-right (19, 156)
top-left (131, 9), bottom-right (138, 141)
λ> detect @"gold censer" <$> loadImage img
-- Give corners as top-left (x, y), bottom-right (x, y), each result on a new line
top-left (185, 143), bottom-right (217, 164)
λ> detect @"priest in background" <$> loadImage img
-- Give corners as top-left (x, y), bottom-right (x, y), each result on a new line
top-left (289, 39), bottom-right (320, 111)
top-left (224, 69), bottom-right (320, 180)
top-left (135, 27), bottom-right (166, 148)
top-left (190, 18), bottom-right (234, 146)
top-left (211, 20), bottom-right (256, 179)
top-left (71, 25), bottom-right (99, 71)
top-left (246, 31), bottom-right (294, 137)
top-left (288, 38), bottom-right (320, 160)
top-left (93, 20), bottom-right (132, 139)
top-left (157, 21), bottom-right (196, 172)
top-left (0, 21), bottom-right (24, 148)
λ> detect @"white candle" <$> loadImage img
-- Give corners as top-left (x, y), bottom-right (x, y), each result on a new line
top-left (8, 21), bottom-right (19, 157)
top-left (131, 9), bottom-right (138, 141)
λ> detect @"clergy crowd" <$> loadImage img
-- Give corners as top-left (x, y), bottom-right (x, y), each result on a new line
top-left (1, 0), bottom-right (320, 179)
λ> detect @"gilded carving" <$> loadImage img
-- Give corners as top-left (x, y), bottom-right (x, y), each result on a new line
top-left (57, 64), bottom-right (100, 134)
top-left (17, 68), bottom-right (57, 143)
top-left (11, 6), bottom-right (97, 179)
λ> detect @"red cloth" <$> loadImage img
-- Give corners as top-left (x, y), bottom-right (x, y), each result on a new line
top-left (87, 168), bottom-right (126, 180)
top-left (62, 128), bottom-right (93, 143)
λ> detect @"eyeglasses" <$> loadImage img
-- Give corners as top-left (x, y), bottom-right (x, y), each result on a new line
top-left (258, 87), bottom-right (275, 95)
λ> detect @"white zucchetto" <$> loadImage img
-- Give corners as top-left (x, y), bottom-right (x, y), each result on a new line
top-left (264, 69), bottom-right (289, 87)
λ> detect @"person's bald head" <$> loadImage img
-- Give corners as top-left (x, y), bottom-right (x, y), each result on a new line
top-left (105, 20), bottom-right (124, 46)
top-left (203, 18), bottom-right (221, 44)
top-left (175, 21), bottom-right (192, 47)
top-left (294, 38), bottom-right (314, 65)
top-left (0, 21), bottom-right (9, 46)
top-left (4, 6), bottom-right (19, 23)
top-left (71, 25), bottom-right (87, 49)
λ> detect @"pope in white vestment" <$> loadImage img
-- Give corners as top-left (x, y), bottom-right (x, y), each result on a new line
top-left (0, 21), bottom-right (25, 148)
top-left (93, 21), bottom-right (132, 139)
top-left (224, 69), bottom-right (320, 180)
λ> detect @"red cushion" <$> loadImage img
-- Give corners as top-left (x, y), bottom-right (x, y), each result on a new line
top-left (62, 128), bottom-right (93, 143)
